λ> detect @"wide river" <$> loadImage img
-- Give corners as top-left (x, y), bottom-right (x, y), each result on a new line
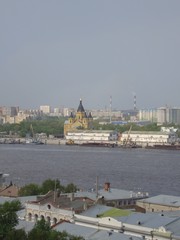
top-left (0, 144), bottom-right (179, 196)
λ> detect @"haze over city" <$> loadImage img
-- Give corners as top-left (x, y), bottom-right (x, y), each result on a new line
top-left (0, 0), bottom-right (180, 110)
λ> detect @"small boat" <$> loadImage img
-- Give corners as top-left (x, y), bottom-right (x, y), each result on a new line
top-left (25, 138), bottom-right (44, 145)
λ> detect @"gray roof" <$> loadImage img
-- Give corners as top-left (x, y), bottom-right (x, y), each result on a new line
top-left (0, 195), bottom-right (38, 207)
top-left (80, 204), bottom-right (113, 217)
top-left (98, 188), bottom-right (133, 200)
top-left (54, 222), bottom-right (96, 238)
top-left (17, 209), bottom-right (26, 219)
top-left (123, 131), bottom-right (170, 135)
top-left (75, 188), bottom-right (135, 201)
top-left (16, 220), bottom-right (35, 232)
top-left (138, 195), bottom-right (180, 207)
top-left (17, 196), bottom-right (38, 205)
top-left (54, 222), bottom-right (142, 240)
top-left (165, 218), bottom-right (180, 235)
top-left (117, 212), bottom-right (177, 229)
top-left (0, 196), bottom-right (16, 204)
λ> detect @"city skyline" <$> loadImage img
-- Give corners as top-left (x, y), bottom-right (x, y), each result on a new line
top-left (0, 1), bottom-right (180, 110)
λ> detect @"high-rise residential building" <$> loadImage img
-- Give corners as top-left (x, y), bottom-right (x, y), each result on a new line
top-left (40, 105), bottom-right (51, 114)
top-left (1, 106), bottom-right (19, 117)
top-left (63, 108), bottom-right (75, 117)
top-left (170, 108), bottom-right (180, 124)
top-left (54, 108), bottom-right (60, 114)
top-left (139, 109), bottom-right (157, 122)
top-left (157, 107), bottom-right (180, 124)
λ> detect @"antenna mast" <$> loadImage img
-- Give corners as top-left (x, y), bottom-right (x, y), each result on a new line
top-left (110, 96), bottom-right (112, 123)
top-left (133, 93), bottom-right (137, 110)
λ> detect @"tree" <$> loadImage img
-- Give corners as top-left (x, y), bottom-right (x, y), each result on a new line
top-left (28, 219), bottom-right (84, 240)
top-left (0, 200), bottom-right (21, 239)
top-left (64, 183), bottom-right (78, 193)
top-left (40, 179), bottom-right (64, 195)
top-left (5, 229), bottom-right (27, 240)
top-left (18, 179), bottom-right (78, 197)
top-left (19, 183), bottom-right (40, 196)
top-left (27, 219), bottom-right (53, 240)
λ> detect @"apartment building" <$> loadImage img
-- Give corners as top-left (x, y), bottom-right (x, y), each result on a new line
top-left (40, 105), bottom-right (51, 114)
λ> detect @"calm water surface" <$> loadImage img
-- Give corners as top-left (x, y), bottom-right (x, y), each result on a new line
top-left (0, 144), bottom-right (179, 196)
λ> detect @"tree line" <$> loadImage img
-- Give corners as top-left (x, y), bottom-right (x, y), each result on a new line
top-left (0, 117), bottom-right (66, 137)
top-left (0, 116), bottom-right (179, 138)
top-left (19, 179), bottom-right (78, 196)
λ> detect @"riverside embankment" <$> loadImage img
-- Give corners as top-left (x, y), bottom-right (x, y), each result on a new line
top-left (0, 138), bottom-right (66, 145)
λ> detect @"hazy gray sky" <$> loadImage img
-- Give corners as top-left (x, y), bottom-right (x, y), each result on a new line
top-left (0, 0), bottom-right (180, 110)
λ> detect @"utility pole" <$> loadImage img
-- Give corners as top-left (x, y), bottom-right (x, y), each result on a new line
top-left (54, 179), bottom-right (57, 202)
top-left (96, 176), bottom-right (99, 200)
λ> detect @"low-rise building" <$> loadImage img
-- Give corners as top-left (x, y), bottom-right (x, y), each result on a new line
top-left (136, 195), bottom-right (180, 213)
top-left (25, 182), bottom-right (148, 226)
top-left (25, 190), bottom-right (95, 225)
top-left (75, 182), bottom-right (148, 209)
top-left (120, 131), bottom-right (177, 146)
top-left (0, 183), bottom-right (19, 197)
top-left (3, 191), bottom-right (180, 239)
top-left (66, 130), bottom-right (118, 145)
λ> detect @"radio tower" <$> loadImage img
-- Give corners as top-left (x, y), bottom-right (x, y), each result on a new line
top-left (133, 93), bottom-right (137, 110)
top-left (110, 96), bottom-right (112, 123)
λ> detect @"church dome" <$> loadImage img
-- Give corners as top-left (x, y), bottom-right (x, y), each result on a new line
top-left (77, 99), bottom-right (85, 112)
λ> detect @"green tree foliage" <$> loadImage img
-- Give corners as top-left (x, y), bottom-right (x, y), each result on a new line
top-left (27, 219), bottom-right (52, 240)
top-left (19, 183), bottom-right (40, 196)
top-left (0, 117), bottom-right (66, 137)
top-left (64, 183), bottom-right (78, 193)
top-left (19, 179), bottom-right (78, 196)
top-left (40, 179), bottom-right (64, 195)
top-left (0, 200), bottom-right (21, 239)
top-left (0, 116), bottom-right (167, 138)
top-left (5, 229), bottom-right (27, 240)
top-left (28, 219), bottom-right (84, 240)
top-left (93, 121), bottom-right (161, 133)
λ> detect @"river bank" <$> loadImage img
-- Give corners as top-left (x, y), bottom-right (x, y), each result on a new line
top-left (0, 138), bottom-right (66, 145)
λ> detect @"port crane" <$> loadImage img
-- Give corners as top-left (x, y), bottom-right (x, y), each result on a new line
top-left (124, 125), bottom-right (132, 146)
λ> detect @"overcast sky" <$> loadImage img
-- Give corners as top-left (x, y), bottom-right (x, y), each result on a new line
top-left (0, 1), bottom-right (180, 110)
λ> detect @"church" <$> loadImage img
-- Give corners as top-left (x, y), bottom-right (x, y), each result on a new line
top-left (64, 99), bottom-right (93, 136)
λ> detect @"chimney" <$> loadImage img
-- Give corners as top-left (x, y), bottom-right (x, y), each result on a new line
top-left (104, 182), bottom-right (110, 191)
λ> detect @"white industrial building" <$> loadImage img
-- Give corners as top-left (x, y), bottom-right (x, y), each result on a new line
top-left (65, 130), bottom-right (118, 145)
top-left (120, 131), bottom-right (177, 146)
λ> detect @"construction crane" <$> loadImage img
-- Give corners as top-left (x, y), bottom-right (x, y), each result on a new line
top-left (124, 125), bottom-right (132, 146)
top-left (30, 124), bottom-right (35, 140)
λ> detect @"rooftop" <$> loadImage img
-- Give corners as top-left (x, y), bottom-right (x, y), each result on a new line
top-left (137, 195), bottom-right (180, 207)
top-left (123, 131), bottom-right (171, 135)
top-left (77, 99), bottom-right (85, 113)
